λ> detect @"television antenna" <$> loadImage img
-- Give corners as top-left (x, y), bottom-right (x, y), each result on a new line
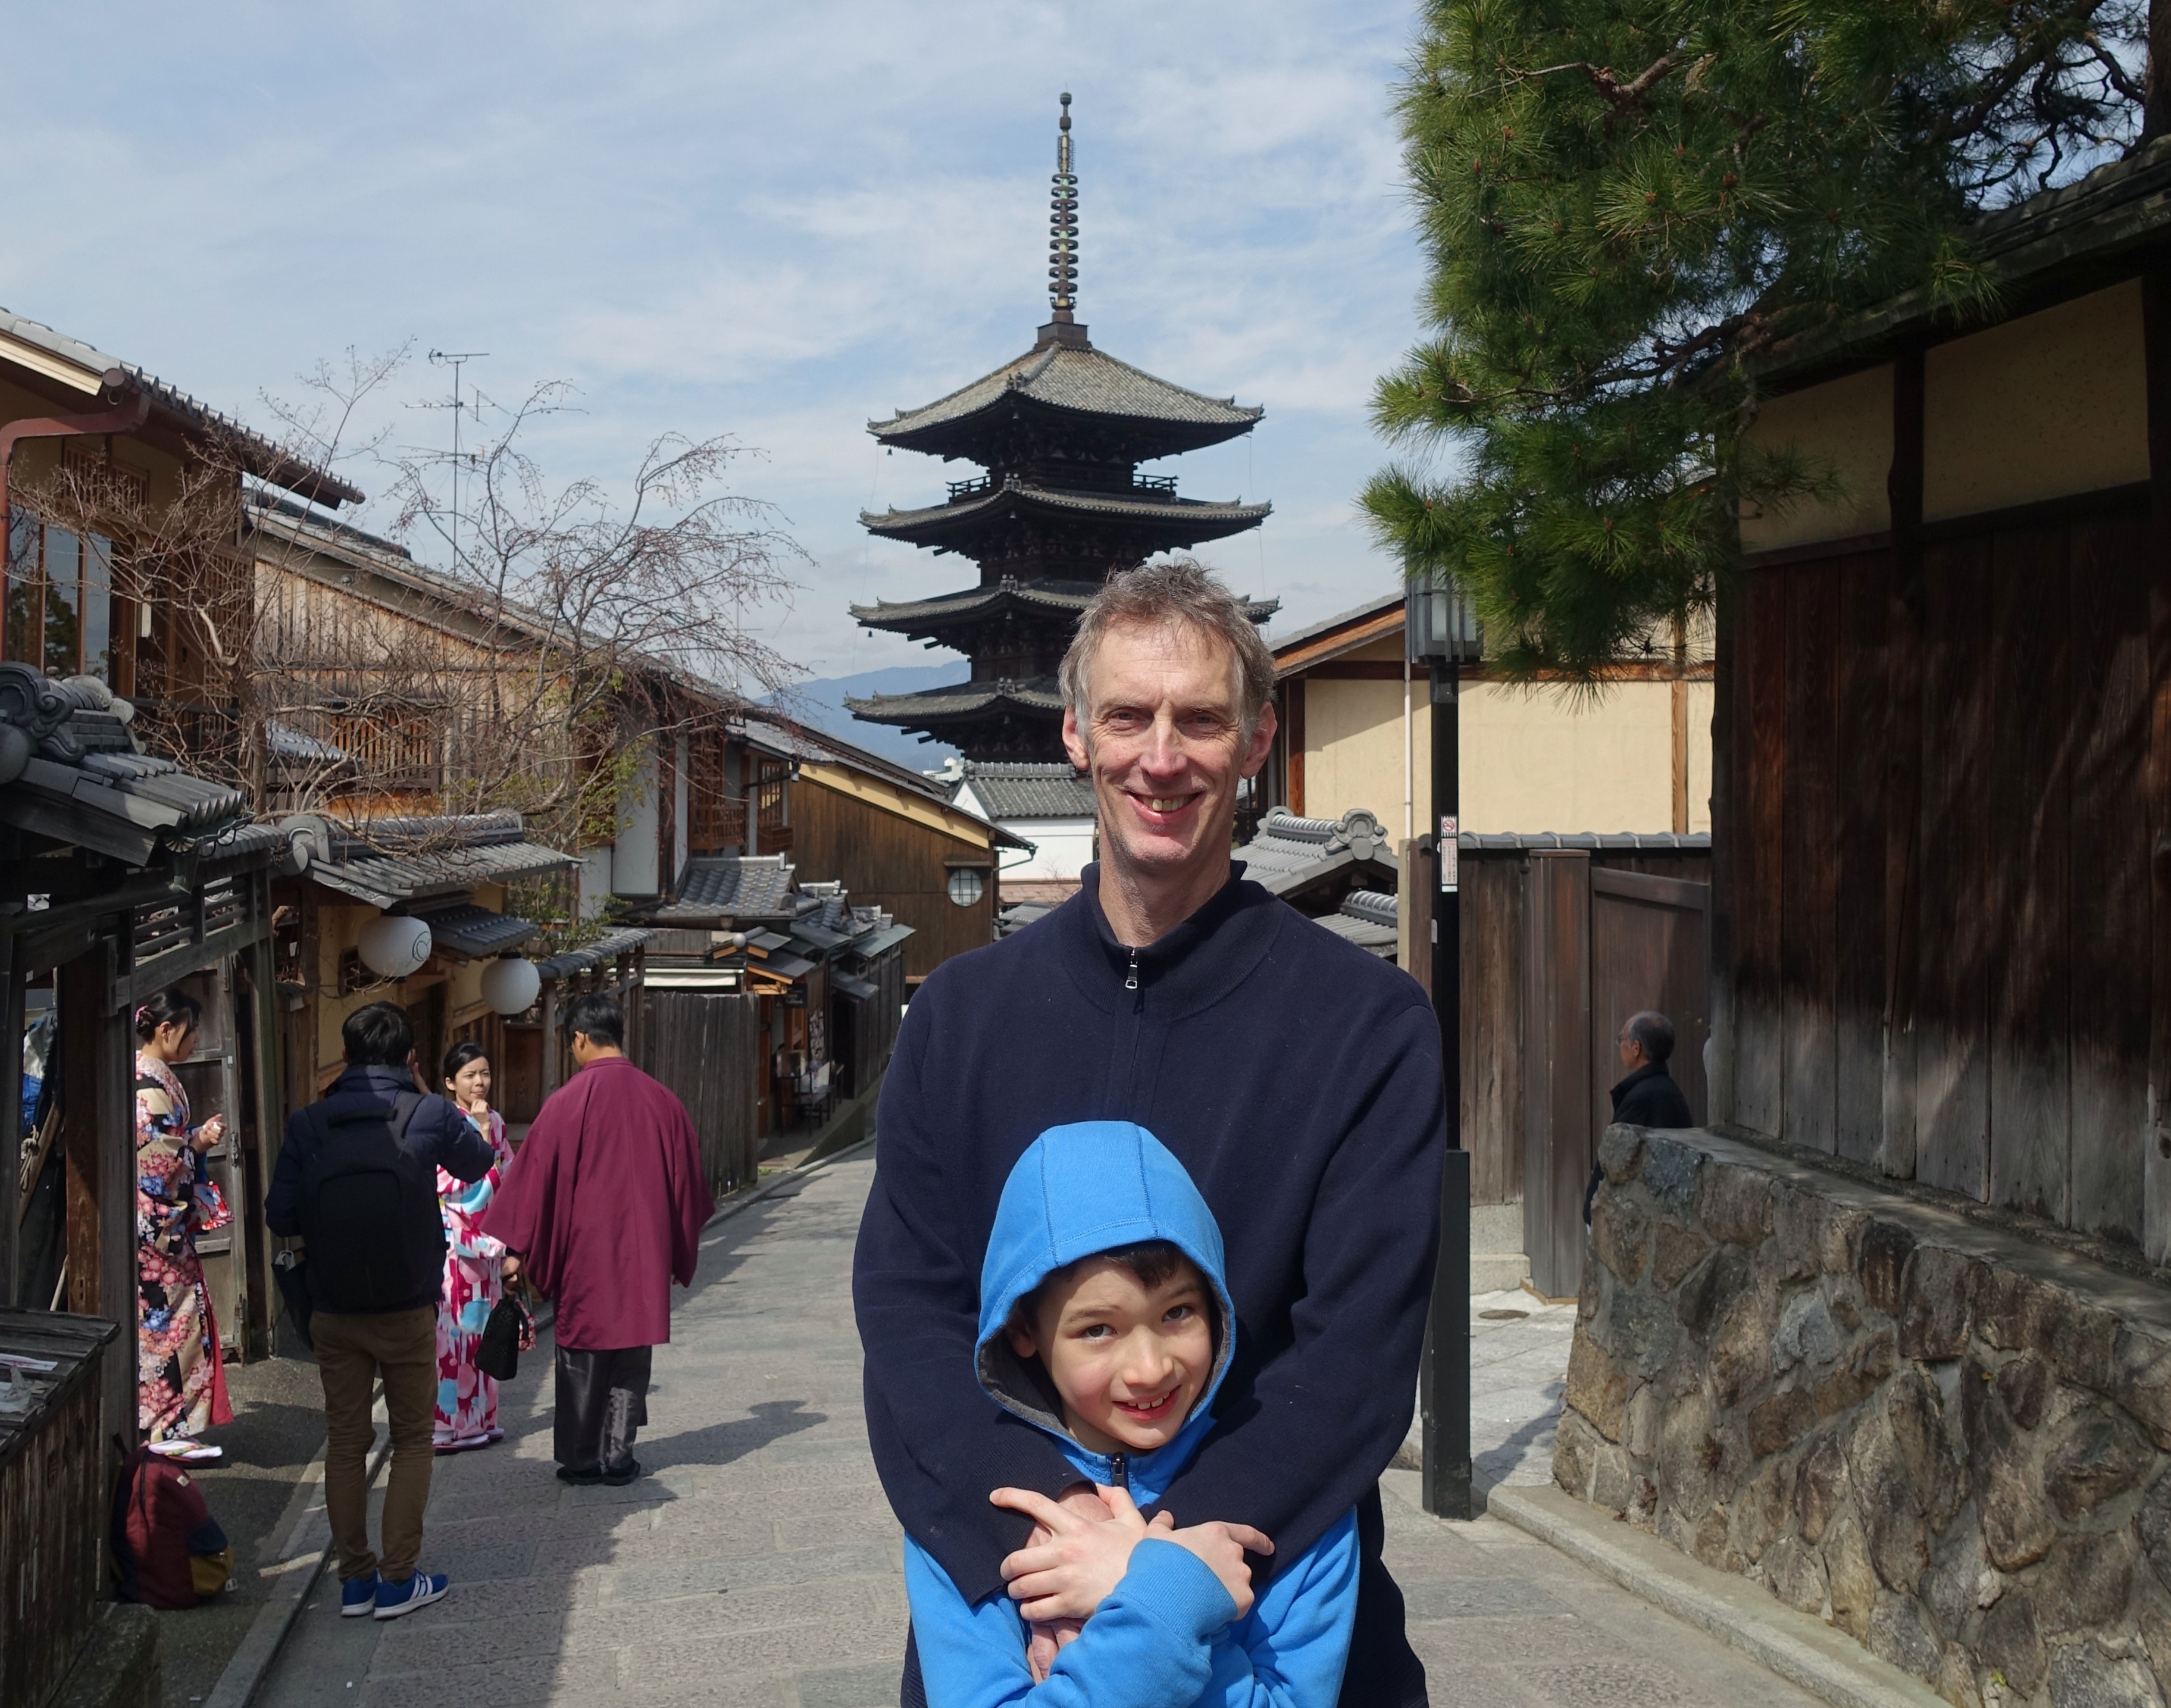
top-left (425, 349), bottom-right (487, 573)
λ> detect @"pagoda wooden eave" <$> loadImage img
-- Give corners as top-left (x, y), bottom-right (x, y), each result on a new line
top-left (861, 476), bottom-right (1271, 552)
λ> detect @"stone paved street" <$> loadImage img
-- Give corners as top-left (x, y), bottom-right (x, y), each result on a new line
top-left (258, 1147), bottom-right (1829, 1708)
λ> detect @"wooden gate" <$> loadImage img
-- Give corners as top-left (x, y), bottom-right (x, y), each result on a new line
top-left (636, 988), bottom-right (761, 1202)
top-left (1523, 853), bottom-right (1710, 1297)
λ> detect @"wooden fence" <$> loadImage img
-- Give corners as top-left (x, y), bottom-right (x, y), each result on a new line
top-left (0, 1310), bottom-right (117, 1708)
top-left (636, 988), bottom-right (761, 1201)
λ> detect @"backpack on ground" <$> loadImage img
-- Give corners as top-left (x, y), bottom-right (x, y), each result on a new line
top-left (110, 1443), bottom-right (233, 1608)
top-left (297, 1089), bottom-right (444, 1314)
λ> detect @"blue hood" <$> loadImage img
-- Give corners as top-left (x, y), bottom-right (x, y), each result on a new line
top-left (975, 1122), bottom-right (1237, 1484)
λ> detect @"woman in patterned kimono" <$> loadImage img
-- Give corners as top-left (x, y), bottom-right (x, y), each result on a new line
top-left (134, 987), bottom-right (233, 1461)
top-left (435, 1040), bottom-right (515, 1452)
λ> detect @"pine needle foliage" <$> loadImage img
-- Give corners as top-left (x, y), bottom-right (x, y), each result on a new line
top-left (1366, 0), bottom-right (2148, 679)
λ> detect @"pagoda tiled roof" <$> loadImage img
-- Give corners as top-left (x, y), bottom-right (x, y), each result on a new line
top-left (846, 677), bottom-right (1068, 725)
top-left (871, 337), bottom-right (1263, 458)
top-left (851, 574), bottom-right (1276, 635)
top-left (861, 477), bottom-right (1271, 550)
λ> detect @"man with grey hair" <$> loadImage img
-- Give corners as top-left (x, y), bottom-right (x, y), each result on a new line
top-left (856, 558), bottom-right (1444, 1704)
top-left (1585, 1009), bottom-right (1695, 1224)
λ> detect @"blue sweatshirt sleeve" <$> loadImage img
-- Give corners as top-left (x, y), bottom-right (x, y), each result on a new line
top-left (905, 1535), bottom-right (1235, 1708)
top-left (1203, 1509), bottom-right (1360, 1707)
top-left (904, 1516), bottom-right (1358, 1708)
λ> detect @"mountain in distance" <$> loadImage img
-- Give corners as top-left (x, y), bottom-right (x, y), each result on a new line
top-left (763, 661), bottom-right (968, 772)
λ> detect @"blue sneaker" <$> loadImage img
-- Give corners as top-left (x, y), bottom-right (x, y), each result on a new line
top-left (339, 1573), bottom-right (378, 1618)
top-left (373, 1572), bottom-right (450, 1620)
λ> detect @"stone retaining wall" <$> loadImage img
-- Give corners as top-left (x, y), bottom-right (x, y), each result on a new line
top-left (1558, 1125), bottom-right (2171, 1708)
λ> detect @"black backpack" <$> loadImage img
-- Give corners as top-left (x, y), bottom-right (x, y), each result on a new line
top-left (296, 1089), bottom-right (446, 1313)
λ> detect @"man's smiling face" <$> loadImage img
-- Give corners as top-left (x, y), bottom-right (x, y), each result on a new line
top-left (1062, 617), bottom-right (1275, 893)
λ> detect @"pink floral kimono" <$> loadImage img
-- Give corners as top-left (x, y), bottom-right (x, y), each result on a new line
top-left (436, 1108), bottom-right (514, 1450)
top-left (134, 1053), bottom-right (233, 1441)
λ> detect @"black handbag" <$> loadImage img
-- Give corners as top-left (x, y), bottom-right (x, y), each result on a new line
top-left (272, 1250), bottom-right (314, 1351)
top-left (476, 1293), bottom-right (533, 1381)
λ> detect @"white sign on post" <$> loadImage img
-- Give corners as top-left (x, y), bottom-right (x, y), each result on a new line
top-left (1439, 816), bottom-right (1459, 891)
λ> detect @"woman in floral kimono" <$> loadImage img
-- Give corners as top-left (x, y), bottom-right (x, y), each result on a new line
top-left (134, 987), bottom-right (232, 1462)
top-left (435, 1040), bottom-right (515, 1452)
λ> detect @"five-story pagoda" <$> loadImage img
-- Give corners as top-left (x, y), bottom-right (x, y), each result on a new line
top-left (848, 94), bottom-right (1276, 761)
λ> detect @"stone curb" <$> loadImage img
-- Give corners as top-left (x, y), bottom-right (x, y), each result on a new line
top-left (1487, 1484), bottom-right (1948, 1708)
top-left (702, 1131), bottom-right (875, 1233)
top-left (201, 1416), bottom-right (394, 1708)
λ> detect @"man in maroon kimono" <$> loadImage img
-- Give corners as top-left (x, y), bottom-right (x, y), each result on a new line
top-left (483, 993), bottom-right (709, 1486)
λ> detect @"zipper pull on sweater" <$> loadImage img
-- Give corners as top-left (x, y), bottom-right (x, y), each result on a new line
top-left (1124, 948), bottom-right (1140, 993)
top-left (1108, 1453), bottom-right (1129, 1488)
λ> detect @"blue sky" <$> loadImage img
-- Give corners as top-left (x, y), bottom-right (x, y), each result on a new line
top-left (4, 2), bottom-right (1434, 684)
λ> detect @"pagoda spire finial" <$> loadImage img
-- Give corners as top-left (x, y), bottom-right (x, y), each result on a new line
top-left (1048, 92), bottom-right (1079, 325)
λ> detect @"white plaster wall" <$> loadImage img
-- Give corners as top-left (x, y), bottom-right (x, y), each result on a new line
top-left (615, 740), bottom-right (661, 895)
top-left (999, 817), bottom-right (1096, 880)
top-left (1302, 669), bottom-right (1707, 835)
top-left (673, 734), bottom-right (690, 886)
top-left (579, 847), bottom-right (614, 920)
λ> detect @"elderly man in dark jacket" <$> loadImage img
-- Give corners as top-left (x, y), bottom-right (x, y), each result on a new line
top-left (1585, 1009), bottom-right (1695, 1224)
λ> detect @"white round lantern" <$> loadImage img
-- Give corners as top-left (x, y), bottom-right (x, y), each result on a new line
top-left (357, 914), bottom-right (433, 980)
top-left (480, 956), bottom-right (542, 1017)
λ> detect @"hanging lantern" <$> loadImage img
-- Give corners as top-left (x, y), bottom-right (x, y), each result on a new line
top-left (357, 914), bottom-right (432, 980)
top-left (480, 956), bottom-right (542, 1017)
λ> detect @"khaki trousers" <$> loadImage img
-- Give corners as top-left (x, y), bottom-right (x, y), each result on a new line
top-left (314, 1306), bottom-right (437, 1584)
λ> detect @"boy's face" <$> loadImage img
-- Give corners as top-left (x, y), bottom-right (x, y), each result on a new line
top-left (1008, 1254), bottom-right (1215, 1457)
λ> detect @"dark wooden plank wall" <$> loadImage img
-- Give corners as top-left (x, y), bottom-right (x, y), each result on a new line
top-left (637, 989), bottom-right (761, 1200)
top-left (1460, 855), bottom-right (1525, 1206)
top-left (788, 780), bottom-right (996, 978)
top-left (1728, 509), bottom-right (2161, 1252)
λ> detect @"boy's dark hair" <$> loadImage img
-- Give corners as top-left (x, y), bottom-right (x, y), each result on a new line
top-left (561, 992), bottom-right (624, 1049)
top-left (133, 986), bottom-right (202, 1043)
top-left (442, 1038), bottom-right (488, 1086)
top-left (1009, 1239), bottom-right (1215, 1341)
top-left (343, 1001), bottom-right (414, 1068)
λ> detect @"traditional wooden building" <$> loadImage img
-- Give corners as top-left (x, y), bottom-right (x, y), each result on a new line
top-left (848, 95), bottom-right (1275, 760)
top-left (1708, 142), bottom-right (2171, 1259)
top-left (1556, 140), bottom-right (2171, 1698)
top-left (1265, 592), bottom-right (1713, 839)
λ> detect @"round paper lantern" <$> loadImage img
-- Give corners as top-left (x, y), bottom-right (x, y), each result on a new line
top-left (357, 914), bottom-right (432, 980)
top-left (480, 956), bottom-right (542, 1016)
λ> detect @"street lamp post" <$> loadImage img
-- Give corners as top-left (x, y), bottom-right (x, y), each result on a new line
top-left (1409, 579), bottom-right (1477, 1520)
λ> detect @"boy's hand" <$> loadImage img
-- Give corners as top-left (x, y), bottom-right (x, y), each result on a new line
top-left (1160, 1518), bottom-right (1274, 1620)
top-left (992, 1482), bottom-right (1168, 1621)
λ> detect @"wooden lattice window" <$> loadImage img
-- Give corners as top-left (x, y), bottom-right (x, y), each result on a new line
top-left (755, 758), bottom-right (792, 856)
top-left (687, 736), bottom-right (737, 855)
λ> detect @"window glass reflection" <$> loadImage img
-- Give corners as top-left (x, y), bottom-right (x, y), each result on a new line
top-left (83, 534), bottom-right (111, 681)
top-left (5, 509), bottom-right (40, 668)
top-left (43, 530), bottom-right (79, 679)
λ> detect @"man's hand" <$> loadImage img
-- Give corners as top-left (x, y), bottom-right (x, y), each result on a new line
top-left (1159, 1518), bottom-right (1275, 1621)
top-left (1024, 1618), bottom-right (1083, 1684)
top-left (993, 1482), bottom-right (1169, 1622)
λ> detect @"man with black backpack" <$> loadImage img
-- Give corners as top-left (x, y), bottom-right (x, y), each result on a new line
top-left (267, 1001), bottom-right (494, 1622)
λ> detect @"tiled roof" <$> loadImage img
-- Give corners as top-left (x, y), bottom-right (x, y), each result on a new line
top-left (406, 903), bottom-right (537, 959)
top-left (534, 927), bottom-right (652, 981)
top-left (304, 811), bottom-right (577, 909)
top-left (0, 667), bottom-right (254, 864)
top-left (1458, 831), bottom-right (1712, 851)
top-left (852, 575), bottom-right (1276, 637)
top-left (1312, 889), bottom-right (1399, 959)
top-left (1234, 807), bottom-right (1397, 899)
top-left (0, 308), bottom-right (364, 506)
top-left (871, 339), bottom-right (1263, 453)
top-left (650, 855), bottom-right (799, 924)
top-left (955, 762), bottom-right (1097, 821)
top-left (862, 478), bottom-right (1271, 550)
top-left (850, 577), bottom-right (1105, 629)
top-left (846, 678), bottom-right (1067, 724)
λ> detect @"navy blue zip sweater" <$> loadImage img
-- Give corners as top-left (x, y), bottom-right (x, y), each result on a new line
top-left (854, 863), bottom-right (1443, 1708)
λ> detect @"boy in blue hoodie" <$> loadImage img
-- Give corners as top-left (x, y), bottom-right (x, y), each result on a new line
top-left (899, 1121), bottom-right (1360, 1707)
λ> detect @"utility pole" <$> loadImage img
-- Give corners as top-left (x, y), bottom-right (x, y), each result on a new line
top-left (1410, 578), bottom-right (1476, 1521)
top-left (426, 350), bottom-right (487, 574)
